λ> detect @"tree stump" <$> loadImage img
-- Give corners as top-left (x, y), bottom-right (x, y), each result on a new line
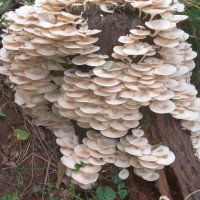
top-left (79, 7), bottom-right (200, 200)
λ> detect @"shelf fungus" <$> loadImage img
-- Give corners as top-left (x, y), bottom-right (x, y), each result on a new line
top-left (0, 0), bottom-right (200, 189)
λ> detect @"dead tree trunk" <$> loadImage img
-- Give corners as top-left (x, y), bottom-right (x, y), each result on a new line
top-left (78, 6), bottom-right (200, 200)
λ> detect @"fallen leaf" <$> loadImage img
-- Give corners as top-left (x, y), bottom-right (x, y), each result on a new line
top-left (56, 162), bottom-right (66, 188)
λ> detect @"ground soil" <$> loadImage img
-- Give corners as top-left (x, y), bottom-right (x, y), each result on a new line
top-left (0, 76), bottom-right (61, 200)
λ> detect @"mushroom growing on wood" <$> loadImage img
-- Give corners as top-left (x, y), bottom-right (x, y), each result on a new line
top-left (1, 0), bottom-right (200, 191)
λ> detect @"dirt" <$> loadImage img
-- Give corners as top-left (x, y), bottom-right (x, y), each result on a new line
top-left (0, 77), bottom-right (60, 200)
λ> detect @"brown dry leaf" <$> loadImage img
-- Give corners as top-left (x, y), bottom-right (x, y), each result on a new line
top-left (56, 161), bottom-right (66, 188)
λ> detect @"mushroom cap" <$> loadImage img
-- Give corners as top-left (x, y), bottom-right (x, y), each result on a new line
top-left (128, 137), bottom-right (148, 147)
top-left (72, 171), bottom-right (99, 185)
top-left (114, 156), bottom-right (131, 168)
top-left (60, 147), bottom-right (73, 157)
top-left (149, 100), bottom-right (176, 114)
top-left (24, 68), bottom-right (49, 80)
top-left (87, 139), bottom-right (102, 151)
top-left (132, 129), bottom-right (144, 137)
top-left (118, 169), bottom-right (129, 180)
top-left (130, 157), bottom-right (143, 168)
top-left (93, 77), bottom-right (120, 87)
top-left (97, 137), bottom-right (116, 149)
top-left (61, 156), bottom-right (76, 169)
top-left (152, 145), bottom-right (170, 156)
top-left (101, 128), bottom-right (127, 138)
top-left (74, 144), bottom-right (90, 158)
top-left (80, 164), bottom-right (101, 173)
top-left (142, 172), bottom-right (160, 181)
top-left (156, 151), bottom-right (175, 165)
top-left (139, 160), bottom-right (162, 169)
top-left (154, 64), bottom-right (177, 75)
top-left (86, 130), bottom-right (101, 139)
top-left (154, 36), bottom-right (179, 48)
top-left (145, 20), bottom-right (176, 31)
top-left (89, 157), bottom-right (106, 166)
top-left (130, 29), bottom-right (150, 36)
top-left (125, 146), bottom-right (143, 156)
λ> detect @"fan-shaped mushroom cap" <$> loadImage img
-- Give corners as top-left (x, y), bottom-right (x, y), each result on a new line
top-left (128, 137), bottom-right (148, 147)
top-left (86, 130), bottom-right (101, 139)
top-left (154, 64), bottom-right (177, 75)
top-left (24, 68), bottom-right (49, 80)
top-left (130, 157), bottom-right (143, 168)
top-left (123, 43), bottom-right (151, 55)
top-left (132, 129), bottom-right (144, 137)
top-left (149, 100), bottom-right (176, 114)
top-left (89, 157), bottom-right (106, 166)
top-left (60, 147), bottom-right (73, 157)
top-left (120, 137), bottom-right (131, 146)
top-left (114, 156), bottom-right (131, 168)
top-left (154, 36), bottom-right (179, 48)
top-left (97, 137), bottom-right (116, 149)
top-left (80, 105), bottom-right (102, 114)
top-left (119, 169), bottom-right (129, 180)
top-left (145, 20), bottom-right (176, 31)
top-left (98, 147), bottom-right (116, 155)
top-left (101, 128), bottom-right (127, 138)
top-left (139, 155), bottom-right (158, 162)
top-left (61, 156), bottom-right (76, 169)
top-left (139, 160), bottom-right (162, 169)
top-left (130, 29), bottom-right (150, 36)
top-left (118, 36), bottom-right (135, 44)
top-left (125, 146), bottom-right (143, 156)
top-left (156, 151), bottom-right (175, 165)
top-left (142, 172), bottom-right (160, 181)
top-left (87, 139), bottom-right (102, 151)
top-left (181, 121), bottom-right (200, 132)
top-left (93, 78), bottom-right (120, 87)
top-left (80, 164), bottom-right (101, 173)
top-left (72, 171), bottom-right (99, 185)
top-left (74, 144), bottom-right (90, 158)
top-left (56, 137), bottom-right (75, 149)
top-left (152, 146), bottom-right (169, 156)
top-left (93, 67), bottom-right (121, 78)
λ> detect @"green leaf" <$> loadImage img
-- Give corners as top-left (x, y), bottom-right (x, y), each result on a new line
top-left (13, 128), bottom-right (30, 140)
top-left (104, 187), bottom-right (116, 200)
top-left (74, 161), bottom-right (85, 172)
top-left (96, 187), bottom-right (104, 200)
top-left (118, 188), bottom-right (129, 199)
top-left (112, 174), bottom-right (123, 185)
top-left (151, 142), bottom-right (163, 150)
top-left (50, 197), bottom-right (59, 200)
top-left (0, 106), bottom-right (5, 117)
top-left (118, 183), bottom-right (125, 190)
top-left (1, 195), bottom-right (8, 200)
top-left (103, 62), bottom-right (113, 70)
top-left (96, 186), bottom-right (117, 200)
top-left (47, 182), bottom-right (54, 190)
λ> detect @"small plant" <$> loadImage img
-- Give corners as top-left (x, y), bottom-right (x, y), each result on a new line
top-left (0, 0), bottom-right (14, 11)
top-left (96, 186), bottom-right (116, 200)
top-left (13, 128), bottom-right (30, 140)
top-left (1, 192), bottom-right (18, 200)
top-left (112, 174), bottom-right (129, 199)
top-left (74, 161), bottom-right (85, 172)
top-left (0, 106), bottom-right (5, 118)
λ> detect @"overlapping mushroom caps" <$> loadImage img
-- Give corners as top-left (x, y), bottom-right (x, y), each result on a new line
top-left (0, 0), bottom-right (200, 189)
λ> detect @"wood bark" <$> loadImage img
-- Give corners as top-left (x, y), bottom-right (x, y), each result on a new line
top-left (126, 108), bottom-right (200, 200)
top-left (76, 6), bottom-right (200, 200)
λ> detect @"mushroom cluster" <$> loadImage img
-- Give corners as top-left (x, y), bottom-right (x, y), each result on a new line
top-left (0, 0), bottom-right (200, 189)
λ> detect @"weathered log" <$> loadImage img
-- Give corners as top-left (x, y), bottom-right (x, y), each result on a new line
top-left (78, 7), bottom-right (200, 200)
